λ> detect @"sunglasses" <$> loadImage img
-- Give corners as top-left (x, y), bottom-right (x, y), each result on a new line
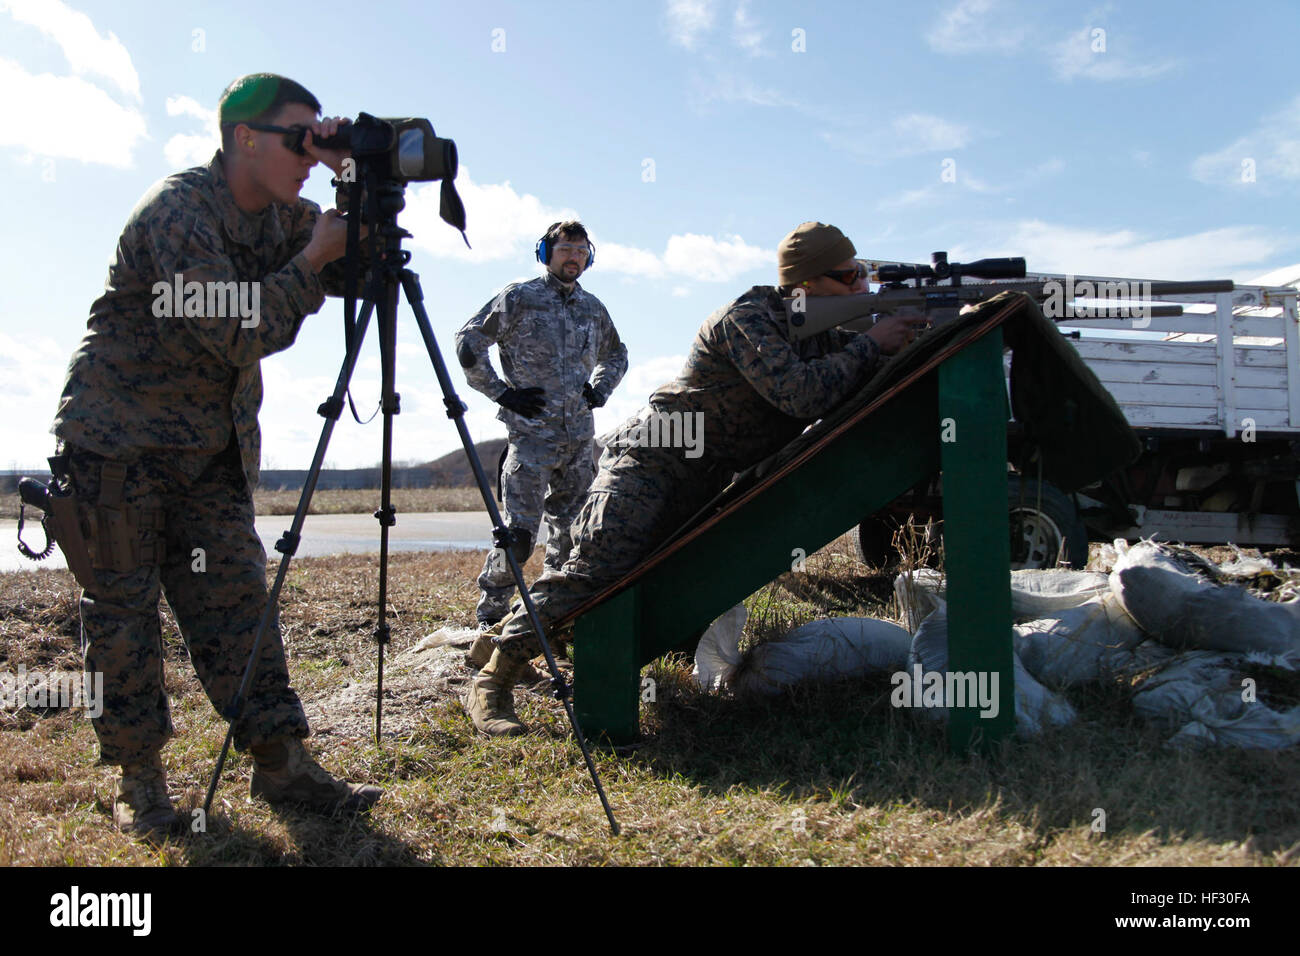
top-left (243, 123), bottom-right (310, 155)
top-left (822, 263), bottom-right (869, 287)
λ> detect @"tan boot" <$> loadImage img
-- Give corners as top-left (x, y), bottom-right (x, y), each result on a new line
top-left (113, 754), bottom-right (178, 837)
top-left (465, 633), bottom-right (545, 684)
top-left (249, 737), bottom-right (382, 814)
top-left (465, 632), bottom-right (496, 669)
top-left (463, 647), bottom-right (530, 736)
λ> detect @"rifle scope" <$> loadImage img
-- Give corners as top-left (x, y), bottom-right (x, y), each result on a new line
top-left (876, 251), bottom-right (1027, 285)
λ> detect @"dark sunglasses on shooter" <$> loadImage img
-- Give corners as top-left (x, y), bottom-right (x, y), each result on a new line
top-left (821, 262), bottom-right (869, 287)
top-left (243, 122), bottom-right (311, 155)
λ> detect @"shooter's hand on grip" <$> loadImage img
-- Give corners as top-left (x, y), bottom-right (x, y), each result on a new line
top-left (867, 312), bottom-right (931, 354)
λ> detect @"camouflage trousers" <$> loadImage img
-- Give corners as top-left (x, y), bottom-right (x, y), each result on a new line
top-left (497, 443), bottom-right (727, 658)
top-left (65, 441), bottom-right (308, 765)
top-left (476, 431), bottom-right (597, 625)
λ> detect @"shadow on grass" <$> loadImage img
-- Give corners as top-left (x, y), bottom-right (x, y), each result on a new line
top-left (627, 658), bottom-right (1300, 856)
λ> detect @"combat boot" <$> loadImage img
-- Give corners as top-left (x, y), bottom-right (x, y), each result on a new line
top-left (466, 630), bottom-right (545, 683)
top-left (113, 753), bottom-right (178, 836)
top-left (463, 646), bottom-right (530, 736)
top-left (465, 631), bottom-right (496, 669)
top-left (249, 737), bottom-right (383, 814)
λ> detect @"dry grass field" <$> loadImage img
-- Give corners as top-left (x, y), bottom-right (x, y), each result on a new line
top-left (1, 528), bottom-right (1297, 867)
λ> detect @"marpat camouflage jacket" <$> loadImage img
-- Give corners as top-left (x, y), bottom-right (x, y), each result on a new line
top-left (648, 285), bottom-right (881, 473)
top-left (53, 151), bottom-right (352, 489)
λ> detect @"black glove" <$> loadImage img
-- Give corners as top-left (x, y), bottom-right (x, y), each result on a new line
top-left (582, 383), bottom-right (606, 409)
top-left (497, 386), bottom-right (546, 418)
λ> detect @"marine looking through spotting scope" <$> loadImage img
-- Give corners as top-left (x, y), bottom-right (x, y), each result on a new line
top-left (201, 109), bottom-right (619, 834)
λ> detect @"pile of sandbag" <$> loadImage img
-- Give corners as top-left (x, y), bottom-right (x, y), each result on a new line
top-left (694, 540), bottom-right (1300, 749)
top-left (693, 604), bottom-right (913, 697)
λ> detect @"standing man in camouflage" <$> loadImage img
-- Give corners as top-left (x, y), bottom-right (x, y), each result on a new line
top-left (50, 73), bottom-right (381, 835)
top-left (455, 221), bottom-right (627, 636)
top-left (463, 222), bottom-right (930, 736)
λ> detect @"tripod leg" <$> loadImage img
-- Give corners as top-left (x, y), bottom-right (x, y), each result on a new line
top-left (202, 296), bottom-right (379, 817)
top-left (373, 276), bottom-right (399, 740)
top-left (398, 268), bottom-right (620, 836)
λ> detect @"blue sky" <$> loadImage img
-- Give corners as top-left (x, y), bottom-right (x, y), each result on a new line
top-left (2, 0), bottom-right (1298, 471)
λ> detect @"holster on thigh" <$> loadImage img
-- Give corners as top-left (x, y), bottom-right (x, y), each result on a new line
top-left (88, 461), bottom-right (166, 573)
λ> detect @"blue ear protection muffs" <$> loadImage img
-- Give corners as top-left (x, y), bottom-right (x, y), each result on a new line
top-left (536, 222), bottom-right (596, 269)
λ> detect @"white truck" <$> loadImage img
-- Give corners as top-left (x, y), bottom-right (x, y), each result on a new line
top-left (851, 260), bottom-right (1300, 568)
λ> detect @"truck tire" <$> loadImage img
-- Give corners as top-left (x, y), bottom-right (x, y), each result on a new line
top-left (1007, 476), bottom-right (1089, 570)
top-left (851, 477), bottom-right (1088, 570)
top-left (851, 514), bottom-right (900, 568)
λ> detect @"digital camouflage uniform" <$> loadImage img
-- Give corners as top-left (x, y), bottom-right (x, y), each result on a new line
top-left (496, 285), bottom-right (881, 656)
top-left (51, 151), bottom-right (350, 764)
top-left (455, 272), bottom-right (627, 624)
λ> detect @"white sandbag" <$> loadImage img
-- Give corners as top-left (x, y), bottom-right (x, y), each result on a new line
top-left (1111, 541), bottom-right (1300, 656)
top-left (1013, 592), bottom-right (1148, 687)
top-left (893, 568), bottom-right (946, 633)
top-left (1131, 651), bottom-right (1300, 750)
top-left (1008, 569), bottom-right (1110, 619)
top-left (894, 568), bottom-right (1110, 633)
top-left (692, 604), bottom-right (748, 691)
top-left (907, 607), bottom-right (1077, 736)
top-left (731, 617), bottom-right (914, 696)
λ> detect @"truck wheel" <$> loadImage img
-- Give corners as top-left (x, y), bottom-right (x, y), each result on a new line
top-left (851, 515), bottom-right (899, 568)
top-left (852, 478), bottom-right (1088, 570)
top-left (1007, 476), bottom-right (1089, 570)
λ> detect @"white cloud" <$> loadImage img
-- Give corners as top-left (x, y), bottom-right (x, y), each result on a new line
top-left (401, 166), bottom-right (579, 263)
top-left (397, 166), bottom-right (770, 285)
top-left (997, 221), bottom-right (1278, 279)
top-left (928, 4), bottom-right (1179, 85)
top-left (1191, 95), bottom-right (1300, 187)
top-left (666, 0), bottom-right (718, 50)
top-left (588, 233), bottom-right (773, 283)
top-left (662, 233), bottom-right (772, 281)
top-left (0, 330), bottom-right (72, 470)
top-left (1, 0), bottom-right (140, 100)
top-left (891, 113), bottom-right (971, 153)
top-left (166, 95), bottom-right (211, 123)
top-left (688, 70), bottom-right (801, 112)
top-left (594, 354), bottom-right (689, 434)
top-left (732, 0), bottom-right (765, 56)
top-left (1051, 27), bottom-right (1178, 82)
top-left (598, 241), bottom-right (667, 278)
top-left (162, 94), bottom-right (219, 167)
top-left (0, 57), bottom-right (147, 167)
top-left (926, 0), bottom-right (1026, 55)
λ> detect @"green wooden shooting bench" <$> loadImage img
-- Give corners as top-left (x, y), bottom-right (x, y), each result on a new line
top-left (553, 294), bottom-right (1139, 752)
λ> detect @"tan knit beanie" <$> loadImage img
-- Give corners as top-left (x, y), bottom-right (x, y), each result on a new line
top-left (778, 222), bottom-right (856, 287)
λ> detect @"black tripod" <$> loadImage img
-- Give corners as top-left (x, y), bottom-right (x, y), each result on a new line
top-left (201, 176), bottom-right (619, 835)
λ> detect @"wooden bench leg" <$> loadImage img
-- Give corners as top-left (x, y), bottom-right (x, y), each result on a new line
top-left (939, 330), bottom-right (1016, 752)
top-left (573, 587), bottom-right (641, 744)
